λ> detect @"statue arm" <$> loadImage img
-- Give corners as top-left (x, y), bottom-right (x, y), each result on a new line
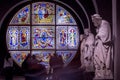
top-left (96, 23), bottom-right (109, 43)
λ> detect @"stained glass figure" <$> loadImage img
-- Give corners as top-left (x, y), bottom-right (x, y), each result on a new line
top-left (10, 51), bottom-right (30, 67)
top-left (10, 5), bottom-right (30, 24)
top-left (7, 26), bottom-right (18, 50)
top-left (32, 2), bottom-right (55, 24)
top-left (56, 26), bottom-right (67, 49)
top-left (32, 26), bottom-right (54, 37)
top-left (19, 26), bottom-right (30, 49)
top-left (56, 5), bottom-right (76, 25)
top-left (33, 37), bottom-right (54, 49)
top-left (32, 26), bottom-right (55, 49)
top-left (56, 51), bottom-right (76, 66)
top-left (68, 26), bottom-right (79, 49)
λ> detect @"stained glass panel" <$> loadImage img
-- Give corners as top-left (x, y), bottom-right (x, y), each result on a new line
top-left (10, 51), bottom-right (30, 67)
top-left (68, 26), bottom-right (79, 49)
top-left (32, 2), bottom-right (55, 24)
top-left (32, 26), bottom-right (55, 37)
top-left (32, 51), bottom-right (55, 64)
top-left (56, 5), bottom-right (76, 25)
top-left (32, 37), bottom-right (54, 49)
top-left (56, 51), bottom-right (76, 66)
top-left (56, 26), bottom-right (67, 49)
top-left (32, 2), bottom-right (55, 14)
top-left (19, 26), bottom-right (30, 49)
top-left (10, 5), bottom-right (30, 24)
top-left (32, 14), bottom-right (55, 24)
top-left (7, 26), bottom-right (19, 50)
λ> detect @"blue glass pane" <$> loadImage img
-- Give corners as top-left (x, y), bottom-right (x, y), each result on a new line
top-left (32, 37), bottom-right (55, 49)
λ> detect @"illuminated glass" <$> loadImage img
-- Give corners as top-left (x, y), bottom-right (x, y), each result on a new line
top-left (19, 26), bottom-right (30, 49)
top-left (56, 26), bottom-right (67, 49)
top-left (32, 26), bottom-right (55, 37)
top-left (7, 26), bottom-right (19, 50)
top-left (10, 51), bottom-right (30, 67)
top-left (56, 5), bottom-right (76, 25)
top-left (68, 26), bottom-right (79, 49)
top-left (10, 5), bottom-right (30, 24)
top-left (7, 2), bottom-right (79, 67)
top-left (32, 2), bottom-right (55, 24)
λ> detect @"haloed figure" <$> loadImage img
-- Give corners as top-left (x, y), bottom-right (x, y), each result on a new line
top-left (92, 14), bottom-right (113, 79)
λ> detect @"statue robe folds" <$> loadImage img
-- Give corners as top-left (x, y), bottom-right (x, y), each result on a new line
top-left (84, 33), bottom-right (94, 72)
top-left (80, 36), bottom-right (86, 69)
top-left (94, 20), bottom-right (113, 79)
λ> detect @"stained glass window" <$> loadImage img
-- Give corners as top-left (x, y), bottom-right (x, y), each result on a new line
top-left (7, 2), bottom-right (79, 67)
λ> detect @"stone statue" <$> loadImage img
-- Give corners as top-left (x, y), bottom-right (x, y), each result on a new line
top-left (80, 29), bottom-right (95, 72)
top-left (91, 14), bottom-right (113, 79)
top-left (80, 34), bottom-right (86, 70)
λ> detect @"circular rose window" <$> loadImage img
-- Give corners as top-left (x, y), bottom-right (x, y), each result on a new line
top-left (6, 2), bottom-right (79, 67)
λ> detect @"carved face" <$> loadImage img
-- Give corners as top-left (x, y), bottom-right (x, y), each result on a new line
top-left (84, 29), bottom-right (89, 36)
top-left (80, 34), bottom-right (84, 41)
top-left (92, 17), bottom-right (101, 27)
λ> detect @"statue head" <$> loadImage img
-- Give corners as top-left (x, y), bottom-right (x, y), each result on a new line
top-left (91, 14), bottom-right (102, 27)
top-left (84, 28), bottom-right (90, 36)
top-left (80, 34), bottom-right (84, 41)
